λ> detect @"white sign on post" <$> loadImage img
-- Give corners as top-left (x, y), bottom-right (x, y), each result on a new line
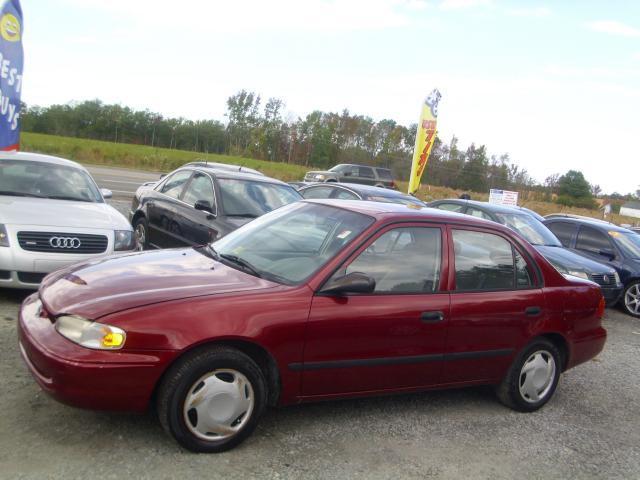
top-left (489, 189), bottom-right (519, 206)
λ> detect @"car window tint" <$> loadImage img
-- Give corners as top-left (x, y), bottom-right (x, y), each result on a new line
top-left (340, 227), bottom-right (442, 294)
top-left (160, 170), bottom-right (192, 199)
top-left (332, 189), bottom-right (359, 200)
top-left (515, 250), bottom-right (534, 288)
top-left (359, 167), bottom-right (375, 178)
top-left (453, 230), bottom-right (515, 291)
top-left (546, 221), bottom-right (577, 247)
top-left (301, 186), bottom-right (336, 199)
top-left (218, 179), bottom-right (301, 217)
top-left (182, 173), bottom-right (215, 208)
top-left (467, 207), bottom-right (493, 220)
top-left (375, 169), bottom-right (393, 181)
top-left (576, 226), bottom-right (612, 254)
top-left (434, 203), bottom-right (464, 213)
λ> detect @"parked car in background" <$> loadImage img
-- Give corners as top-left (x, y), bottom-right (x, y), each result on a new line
top-left (19, 200), bottom-right (606, 452)
top-left (298, 182), bottom-right (426, 207)
top-left (0, 152), bottom-right (135, 288)
top-left (428, 199), bottom-right (623, 305)
top-left (287, 181), bottom-right (308, 190)
top-left (303, 164), bottom-right (397, 189)
top-left (544, 217), bottom-right (640, 317)
top-left (130, 165), bottom-right (301, 250)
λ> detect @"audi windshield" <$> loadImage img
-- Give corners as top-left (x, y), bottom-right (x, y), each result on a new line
top-left (0, 160), bottom-right (103, 202)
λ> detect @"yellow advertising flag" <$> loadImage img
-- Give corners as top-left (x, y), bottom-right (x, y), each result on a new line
top-left (408, 89), bottom-right (441, 195)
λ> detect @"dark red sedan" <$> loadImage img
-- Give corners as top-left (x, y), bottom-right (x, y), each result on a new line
top-left (18, 200), bottom-right (606, 452)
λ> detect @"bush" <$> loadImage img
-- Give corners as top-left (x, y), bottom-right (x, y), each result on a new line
top-left (556, 195), bottom-right (597, 210)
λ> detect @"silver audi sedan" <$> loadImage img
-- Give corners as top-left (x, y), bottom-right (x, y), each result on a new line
top-left (0, 152), bottom-right (135, 289)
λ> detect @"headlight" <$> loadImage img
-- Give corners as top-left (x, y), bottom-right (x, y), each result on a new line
top-left (0, 224), bottom-right (9, 247)
top-left (315, 174), bottom-right (326, 180)
top-left (567, 270), bottom-right (590, 280)
top-left (114, 230), bottom-right (135, 251)
top-left (55, 315), bottom-right (126, 350)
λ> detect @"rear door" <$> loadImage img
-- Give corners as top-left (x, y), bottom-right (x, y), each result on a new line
top-left (301, 223), bottom-right (450, 397)
top-left (445, 226), bottom-right (544, 384)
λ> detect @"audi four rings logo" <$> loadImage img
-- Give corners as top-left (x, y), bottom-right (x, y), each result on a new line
top-left (49, 236), bottom-right (82, 249)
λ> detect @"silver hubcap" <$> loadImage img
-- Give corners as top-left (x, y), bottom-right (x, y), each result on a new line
top-left (183, 369), bottom-right (254, 441)
top-left (519, 350), bottom-right (556, 403)
top-left (624, 283), bottom-right (640, 315)
top-left (134, 224), bottom-right (146, 251)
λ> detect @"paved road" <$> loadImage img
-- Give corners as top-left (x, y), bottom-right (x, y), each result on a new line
top-left (85, 165), bottom-right (162, 200)
top-left (1, 287), bottom-right (638, 479)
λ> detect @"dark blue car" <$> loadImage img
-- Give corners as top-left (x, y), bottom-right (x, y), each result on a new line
top-left (544, 216), bottom-right (640, 317)
top-left (427, 199), bottom-right (624, 306)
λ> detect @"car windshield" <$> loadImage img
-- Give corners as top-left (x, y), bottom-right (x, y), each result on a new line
top-left (0, 159), bottom-right (102, 202)
top-left (217, 178), bottom-right (301, 217)
top-left (612, 231), bottom-right (640, 258)
top-left (212, 202), bottom-right (374, 284)
top-left (495, 213), bottom-right (562, 247)
top-left (367, 194), bottom-right (425, 207)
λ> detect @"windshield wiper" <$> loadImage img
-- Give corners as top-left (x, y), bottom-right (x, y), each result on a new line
top-left (226, 213), bottom-right (259, 218)
top-left (0, 190), bottom-right (46, 198)
top-left (219, 253), bottom-right (262, 278)
top-left (46, 195), bottom-right (93, 202)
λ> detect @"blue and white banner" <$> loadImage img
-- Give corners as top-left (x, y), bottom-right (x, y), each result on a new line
top-left (0, 0), bottom-right (22, 150)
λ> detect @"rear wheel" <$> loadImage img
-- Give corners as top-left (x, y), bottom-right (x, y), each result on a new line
top-left (496, 338), bottom-right (561, 412)
top-left (622, 281), bottom-right (640, 318)
top-left (157, 346), bottom-right (267, 453)
top-left (133, 216), bottom-right (148, 251)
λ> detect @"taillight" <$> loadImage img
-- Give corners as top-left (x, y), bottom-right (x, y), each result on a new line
top-left (596, 296), bottom-right (605, 319)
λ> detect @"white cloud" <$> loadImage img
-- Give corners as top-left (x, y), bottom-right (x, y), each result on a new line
top-left (439, 0), bottom-right (491, 10)
top-left (586, 20), bottom-right (640, 37)
top-left (507, 7), bottom-right (551, 17)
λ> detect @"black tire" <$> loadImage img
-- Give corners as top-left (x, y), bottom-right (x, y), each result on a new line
top-left (621, 280), bottom-right (640, 318)
top-left (496, 338), bottom-right (561, 412)
top-left (157, 346), bottom-right (267, 453)
top-left (133, 216), bottom-right (149, 251)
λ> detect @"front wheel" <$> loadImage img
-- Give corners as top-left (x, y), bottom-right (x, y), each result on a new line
top-left (133, 216), bottom-right (149, 251)
top-left (622, 281), bottom-right (640, 318)
top-left (496, 338), bottom-right (561, 412)
top-left (157, 346), bottom-right (267, 453)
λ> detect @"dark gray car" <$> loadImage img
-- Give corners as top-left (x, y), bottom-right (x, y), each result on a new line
top-left (303, 164), bottom-right (396, 189)
top-left (299, 182), bottom-right (425, 207)
top-left (428, 199), bottom-right (624, 305)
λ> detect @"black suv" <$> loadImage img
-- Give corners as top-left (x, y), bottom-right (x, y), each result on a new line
top-left (303, 164), bottom-right (396, 189)
top-left (130, 165), bottom-right (301, 250)
top-left (544, 216), bottom-right (640, 317)
top-left (428, 199), bottom-right (624, 305)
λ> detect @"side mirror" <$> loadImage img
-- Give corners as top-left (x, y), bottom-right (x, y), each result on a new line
top-left (598, 249), bottom-right (615, 260)
top-left (100, 188), bottom-right (113, 199)
top-left (194, 200), bottom-right (214, 214)
top-left (319, 272), bottom-right (376, 296)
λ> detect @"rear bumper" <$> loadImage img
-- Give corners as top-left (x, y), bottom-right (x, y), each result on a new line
top-left (567, 327), bottom-right (607, 370)
top-left (18, 294), bottom-right (176, 412)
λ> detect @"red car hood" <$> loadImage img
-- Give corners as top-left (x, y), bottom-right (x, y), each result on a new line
top-left (40, 248), bottom-right (280, 319)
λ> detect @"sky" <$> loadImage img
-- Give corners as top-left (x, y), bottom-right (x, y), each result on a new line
top-left (21, 0), bottom-right (640, 194)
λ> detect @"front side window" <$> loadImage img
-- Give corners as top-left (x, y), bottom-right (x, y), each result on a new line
top-left (160, 170), bottom-right (193, 199)
top-left (453, 230), bottom-right (523, 291)
top-left (182, 172), bottom-right (215, 209)
top-left (213, 202), bottom-right (373, 284)
top-left (576, 227), bottom-right (612, 254)
top-left (0, 159), bottom-right (102, 202)
top-left (218, 178), bottom-right (301, 217)
top-left (546, 221), bottom-right (577, 247)
top-left (334, 227), bottom-right (442, 294)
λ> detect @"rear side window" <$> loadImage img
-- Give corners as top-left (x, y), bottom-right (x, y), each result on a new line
top-left (434, 202), bottom-right (464, 213)
top-left (332, 188), bottom-right (359, 200)
top-left (466, 207), bottom-right (493, 220)
top-left (301, 186), bottom-right (335, 199)
top-left (358, 167), bottom-right (375, 178)
top-left (375, 169), bottom-right (393, 181)
top-left (576, 226), bottom-right (612, 254)
top-left (453, 230), bottom-right (532, 291)
top-left (547, 222), bottom-right (577, 247)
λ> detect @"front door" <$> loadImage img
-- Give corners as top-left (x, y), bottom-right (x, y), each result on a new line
top-left (300, 224), bottom-right (450, 397)
top-left (148, 170), bottom-right (193, 248)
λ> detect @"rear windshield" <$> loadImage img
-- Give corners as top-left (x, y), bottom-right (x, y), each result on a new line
top-left (217, 178), bottom-right (301, 217)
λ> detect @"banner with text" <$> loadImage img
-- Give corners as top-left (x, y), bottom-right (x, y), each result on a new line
top-left (0, 0), bottom-right (22, 150)
top-left (489, 189), bottom-right (519, 206)
top-left (408, 89), bottom-right (441, 195)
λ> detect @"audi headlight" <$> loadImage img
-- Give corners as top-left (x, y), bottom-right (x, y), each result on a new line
top-left (55, 315), bottom-right (126, 350)
top-left (0, 224), bottom-right (8, 247)
top-left (114, 230), bottom-right (135, 251)
top-left (567, 270), bottom-right (590, 280)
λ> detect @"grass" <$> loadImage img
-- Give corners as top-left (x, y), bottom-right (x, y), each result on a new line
top-left (20, 132), bottom-right (639, 226)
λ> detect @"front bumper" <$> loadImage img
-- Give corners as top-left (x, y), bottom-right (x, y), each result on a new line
top-left (18, 294), bottom-right (176, 412)
top-left (601, 283), bottom-right (624, 306)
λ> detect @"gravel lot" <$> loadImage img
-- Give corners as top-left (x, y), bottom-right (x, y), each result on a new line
top-left (1, 282), bottom-right (639, 480)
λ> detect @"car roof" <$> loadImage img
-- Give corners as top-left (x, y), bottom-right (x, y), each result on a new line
top-left (429, 198), bottom-right (530, 215)
top-left (177, 165), bottom-right (291, 186)
top-left (302, 182), bottom-right (409, 198)
top-left (334, 164), bottom-right (390, 171)
top-left (0, 151), bottom-right (86, 170)
top-left (545, 215), bottom-right (632, 233)
top-left (185, 161), bottom-right (263, 176)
